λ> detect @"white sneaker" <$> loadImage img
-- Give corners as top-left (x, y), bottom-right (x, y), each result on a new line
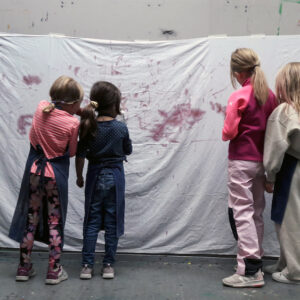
top-left (264, 263), bottom-right (279, 274)
top-left (272, 268), bottom-right (300, 285)
top-left (222, 270), bottom-right (265, 288)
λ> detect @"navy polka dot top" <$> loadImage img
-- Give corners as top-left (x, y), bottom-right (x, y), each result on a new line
top-left (77, 120), bottom-right (132, 164)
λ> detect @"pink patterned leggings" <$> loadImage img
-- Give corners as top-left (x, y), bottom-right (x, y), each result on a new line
top-left (20, 174), bottom-right (62, 270)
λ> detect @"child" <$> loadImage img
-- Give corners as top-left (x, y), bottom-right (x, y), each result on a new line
top-left (9, 75), bottom-right (83, 284)
top-left (263, 62), bottom-right (300, 284)
top-left (76, 81), bottom-right (132, 280)
top-left (222, 48), bottom-right (277, 287)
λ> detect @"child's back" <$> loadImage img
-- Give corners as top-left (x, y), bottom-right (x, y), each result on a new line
top-left (77, 119), bottom-right (131, 164)
top-left (76, 81), bottom-right (132, 280)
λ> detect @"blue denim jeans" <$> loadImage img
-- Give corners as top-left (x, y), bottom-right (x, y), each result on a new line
top-left (82, 169), bottom-right (119, 266)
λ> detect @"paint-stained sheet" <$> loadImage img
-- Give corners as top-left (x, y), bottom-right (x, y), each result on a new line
top-left (1, 34), bottom-right (299, 255)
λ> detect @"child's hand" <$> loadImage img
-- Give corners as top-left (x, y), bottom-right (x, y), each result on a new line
top-left (76, 176), bottom-right (84, 188)
top-left (264, 181), bottom-right (274, 193)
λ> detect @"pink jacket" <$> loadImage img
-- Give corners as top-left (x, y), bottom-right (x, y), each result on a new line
top-left (222, 79), bottom-right (277, 162)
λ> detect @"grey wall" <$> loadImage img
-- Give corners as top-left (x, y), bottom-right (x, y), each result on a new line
top-left (1, 0), bottom-right (300, 40)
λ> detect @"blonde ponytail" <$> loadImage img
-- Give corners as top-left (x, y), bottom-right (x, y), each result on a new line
top-left (43, 103), bottom-right (55, 113)
top-left (231, 48), bottom-right (269, 105)
top-left (251, 65), bottom-right (269, 105)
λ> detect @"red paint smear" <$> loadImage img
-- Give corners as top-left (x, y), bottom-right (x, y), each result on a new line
top-left (111, 66), bottom-right (122, 75)
top-left (150, 103), bottom-right (206, 141)
top-left (211, 87), bottom-right (227, 98)
top-left (210, 101), bottom-right (226, 117)
top-left (23, 75), bottom-right (41, 86)
top-left (74, 67), bottom-right (80, 76)
top-left (17, 114), bottom-right (33, 135)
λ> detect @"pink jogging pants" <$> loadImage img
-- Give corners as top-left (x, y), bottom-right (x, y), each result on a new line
top-left (228, 159), bottom-right (265, 276)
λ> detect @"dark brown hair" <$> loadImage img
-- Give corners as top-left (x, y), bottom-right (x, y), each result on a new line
top-left (79, 81), bottom-right (121, 140)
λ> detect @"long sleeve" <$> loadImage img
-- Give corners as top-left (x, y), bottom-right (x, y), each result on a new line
top-left (68, 123), bottom-right (80, 157)
top-left (123, 127), bottom-right (132, 155)
top-left (222, 93), bottom-right (248, 141)
top-left (263, 112), bottom-right (290, 183)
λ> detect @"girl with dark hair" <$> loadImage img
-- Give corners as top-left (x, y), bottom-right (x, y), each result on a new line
top-left (76, 81), bottom-right (132, 280)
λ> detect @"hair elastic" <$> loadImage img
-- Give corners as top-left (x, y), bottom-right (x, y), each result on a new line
top-left (90, 101), bottom-right (98, 109)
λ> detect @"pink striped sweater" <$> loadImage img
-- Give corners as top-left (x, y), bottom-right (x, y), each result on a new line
top-left (29, 100), bottom-right (79, 178)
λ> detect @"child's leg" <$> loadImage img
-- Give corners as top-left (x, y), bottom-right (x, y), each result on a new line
top-left (275, 223), bottom-right (287, 270)
top-left (20, 174), bottom-right (42, 265)
top-left (45, 179), bottom-right (62, 270)
top-left (252, 166), bottom-right (265, 258)
top-left (228, 160), bottom-right (262, 276)
top-left (82, 187), bottom-right (103, 267)
top-left (103, 186), bottom-right (118, 266)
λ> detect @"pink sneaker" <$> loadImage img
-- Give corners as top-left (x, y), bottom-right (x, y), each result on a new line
top-left (45, 266), bottom-right (68, 285)
top-left (16, 264), bottom-right (36, 281)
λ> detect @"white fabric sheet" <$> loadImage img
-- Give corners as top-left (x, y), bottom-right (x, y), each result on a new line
top-left (1, 34), bottom-right (299, 255)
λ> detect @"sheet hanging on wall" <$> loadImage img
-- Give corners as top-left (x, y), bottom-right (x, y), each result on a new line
top-left (1, 34), bottom-right (299, 255)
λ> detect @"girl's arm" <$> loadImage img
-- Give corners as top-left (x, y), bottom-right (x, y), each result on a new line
top-left (222, 93), bottom-right (248, 141)
top-left (123, 128), bottom-right (132, 155)
top-left (69, 123), bottom-right (80, 157)
top-left (75, 156), bottom-right (85, 188)
top-left (263, 116), bottom-right (290, 183)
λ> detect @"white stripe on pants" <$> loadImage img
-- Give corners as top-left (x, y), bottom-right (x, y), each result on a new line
top-left (228, 159), bottom-right (265, 275)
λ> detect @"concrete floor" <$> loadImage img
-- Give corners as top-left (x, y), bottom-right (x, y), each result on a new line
top-left (0, 250), bottom-right (300, 300)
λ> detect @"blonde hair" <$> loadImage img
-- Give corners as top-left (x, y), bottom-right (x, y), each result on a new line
top-left (43, 75), bottom-right (84, 113)
top-left (230, 48), bottom-right (269, 105)
top-left (275, 62), bottom-right (300, 113)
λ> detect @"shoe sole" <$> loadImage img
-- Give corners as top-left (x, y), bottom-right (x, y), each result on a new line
top-left (102, 273), bottom-right (114, 279)
top-left (272, 276), bottom-right (300, 285)
top-left (45, 274), bottom-right (68, 285)
top-left (16, 271), bottom-right (36, 282)
top-left (223, 280), bottom-right (265, 288)
top-left (80, 274), bottom-right (92, 280)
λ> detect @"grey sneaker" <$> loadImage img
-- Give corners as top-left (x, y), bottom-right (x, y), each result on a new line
top-left (80, 265), bottom-right (93, 279)
top-left (102, 264), bottom-right (114, 279)
top-left (222, 270), bottom-right (264, 288)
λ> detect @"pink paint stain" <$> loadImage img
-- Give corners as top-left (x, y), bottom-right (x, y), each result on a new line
top-left (111, 66), bottom-right (122, 75)
top-left (211, 87), bottom-right (228, 98)
top-left (210, 101), bottom-right (226, 117)
top-left (74, 67), bottom-right (80, 76)
top-left (150, 103), bottom-right (206, 141)
top-left (17, 114), bottom-right (33, 135)
top-left (23, 75), bottom-right (41, 86)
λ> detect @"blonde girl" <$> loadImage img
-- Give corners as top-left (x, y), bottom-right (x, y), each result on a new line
top-left (222, 48), bottom-right (277, 287)
top-left (264, 62), bottom-right (300, 284)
